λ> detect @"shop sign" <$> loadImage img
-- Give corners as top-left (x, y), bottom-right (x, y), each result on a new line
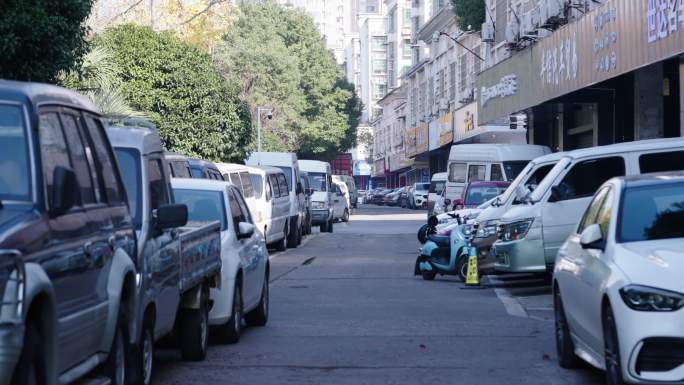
top-left (353, 160), bottom-right (372, 176)
top-left (476, 0), bottom-right (684, 125)
top-left (454, 103), bottom-right (480, 142)
top-left (404, 126), bottom-right (417, 157)
top-left (389, 151), bottom-right (414, 172)
top-left (415, 122), bottom-right (429, 154)
top-left (438, 112), bottom-right (453, 146)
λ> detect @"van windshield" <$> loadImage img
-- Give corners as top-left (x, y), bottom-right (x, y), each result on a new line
top-left (250, 174), bottom-right (263, 199)
top-left (503, 161), bottom-right (530, 181)
top-left (308, 172), bottom-right (327, 192)
top-left (0, 104), bottom-right (31, 202)
top-left (416, 183), bottom-right (430, 191)
top-left (275, 166), bottom-right (293, 192)
top-left (529, 157), bottom-right (572, 202)
top-left (429, 181), bottom-right (445, 194)
top-left (173, 189), bottom-right (227, 231)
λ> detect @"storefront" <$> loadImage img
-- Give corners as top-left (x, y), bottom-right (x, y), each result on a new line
top-left (403, 125), bottom-right (429, 185)
top-left (428, 112), bottom-right (453, 176)
top-left (477, 0), bottom-right (684, 151)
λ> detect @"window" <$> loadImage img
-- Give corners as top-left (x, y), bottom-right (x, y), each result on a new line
top-left (373, 83), bottom-right (387, 99)
top-left (274, 166), bottom-right (293, 192)
top-left (526, 164), bottom-right (554, 189)
top-left (227, 188), bottom-right (244, 235)
top-left (113, 148), bottom-right (142, 228)
top-left (250, 174), bottom-right (263, 199)
top-left (84, 115), bottom-right (123, 203)
top-left (0, 104), bottom-right (31, 201)
top-left (448, 162), bottom-right (466, 183)
top-left (468, 164), bottom-right (486, 182)
top-left (269, 174), bottom-right (281, 197)
top-left (619, 182), bottom-right (684, 242)
top-left (229, 172), bottom-right (243, 191)
top-left (429, 180), bottom-right (445, 194)
top-left (639, 151), bottom-right (684, 173)
top-left (239, 172), bottom-right (254, 198)
top-left (403, 39), bottom-right (412, 58)
top-left (459, 54), bottom-right (467, 92)
top-left (371, 36), bottom-right (386, 51)
top-left (233, 187), bottom-right (253, 224)
top-left (464, 185), bottom-right (509, 206)
top-left (388, 8), bottom-right (396, 32)
top-left (174, 189), bottom-right (227, 231)
top-left (403, 8), bottom-right (412, 23)
top-left (503, 161), bottom-right (530, 181)
top-left (170, 161), bottom-right (191, 178)
top-left (577, 187), bottom-right (609, 234)
top-left (265, 175), bottom-right (273, 200)
top-left (39, 112), bottom-right (71, 208)
top-left (147, 159), bottom-right (169, 211)
top-left (373, 59), bottom-right (387, 74)
top-left (490, 164), bottom-right (504, 181)
top-left (553, 157), bottom-right (625, 201)
top-left (449, 62), bottom-right (456, 100)
top-left (190, 166), bottom-right (203, 178)
top-left (308, 172), bottom-right (328, 192)
top-left (597, 187), bottom-right (614, 236)
top-left (277, 174), bottom-right (289, 196)
top-left (61, 113), bottom-right (95, 204)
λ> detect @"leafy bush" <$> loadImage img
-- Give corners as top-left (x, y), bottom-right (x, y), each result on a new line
top-left (451, 0), bottom-right (486, 32)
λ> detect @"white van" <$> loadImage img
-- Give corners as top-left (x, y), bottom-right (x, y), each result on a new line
top-left (445, 144), bottom-right (551, 202)
top-left (246, 152), bottom-right (305, 247)
top-left (427, 172), bottom-right (447, 216)
top-left (216, 162), bottom-right (256, 215)
top-left (299, 159), bottom-right (334, 232)
top-left (333, 175), bottom-right (358, 208)
top-left (332, 180), bottom-right (350, 222)
top-left (493, 138), bottom-right (684, 274)
top-left (245, 165), bottom-right (291, 251)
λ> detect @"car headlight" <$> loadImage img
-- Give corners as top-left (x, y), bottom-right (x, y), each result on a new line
top-left (498, 218), bottom-right (534, 241)
top-left (312, 201), bottom-right (325, 209)
top-left (476, 221), bottom-right (497, 238)
top-left (620, 285), bottom-right (684, 311)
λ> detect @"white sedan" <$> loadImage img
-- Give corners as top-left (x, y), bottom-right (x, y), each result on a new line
top-left (553, 173), bottom-right (684, 384)
top-left (172, 178), bottom-right (270, 344)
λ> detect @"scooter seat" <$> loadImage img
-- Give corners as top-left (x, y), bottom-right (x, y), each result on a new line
top-left (428, 235), bottom-right (451, 248)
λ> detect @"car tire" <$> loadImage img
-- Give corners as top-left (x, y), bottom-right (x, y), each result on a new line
top-left (421, 269), bottom-right (436, 281)
top-left (276, 224), bottom-right (288, 251)
top-left (11, 321), bottom-right (45, 385)
top-left (603, 304), bottom-right (625, 385)
top-left (342, 209), bottom-right (349, 222)
top-left (105, 316), bottom-right (129, 385)
top-left (179, 287), bottom-right (209, 361)
top-left (456, 257), bottom-right (468, 282)
top-left (327, 218), bottom-right (334, 233)
top-left (320, 221), bottom-right (327, 232)
top-left (245, 276), bottom-right (269, 327)
top-left (218, 282), bottom-right (243, 344)
top-left (287, 220), bottom-right (299, 248)
top-left (131, 322), bottom-right (155, 385)
top-left (554, 288), bottom-right (580, 369)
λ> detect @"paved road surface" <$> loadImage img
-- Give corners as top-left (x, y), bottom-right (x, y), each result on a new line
top-left (155, 205), bottom-right (604, 385)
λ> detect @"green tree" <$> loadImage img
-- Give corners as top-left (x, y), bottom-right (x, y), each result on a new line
top-left (94, 24), bottom-right (252, 162)
top-left (0, 0), bottom-right (94, 82)
top-left (451, 0), bottom-right (486, 32)
top-left (216, 2), bottom-right (361, 160)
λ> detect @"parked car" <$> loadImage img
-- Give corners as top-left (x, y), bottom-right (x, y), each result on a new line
top-left (215, 162), bottom-right (257, 216)
top-left (451, 181), bottom-right (511, 210)
top-left (410, 182), bottom-right (430, 209)
top-left (300, 171), bottom-right (313, 234)
top-left (332, 180), bottom-right (350, 222)
top-left (299, 160), bottom-right (334, 232)
top-left (357, 189), bottom-right (367, 204)
top-left (384, 187), bottom-right (405, 207)
top-left (246, 152), bottom-right (305, 247)
top-left (109, 120), bottom-right (222, 382)
top-left (244, 166), bottom-right (291, 250)
top-left (171, 178), bottom-right (269, 344)
top-left (428, 172), bottom-right (447, 215)
top-left (0, 81), bottom-right (137, 385)
top-left (165, 151), bottom-right (193, 178)
top-left (494, 138), bottom-right (684, 275)
top-left (189, 158), bottom-right (224, 180)
top-left (333, 175), bottom-right (358, 208)
top-left (445, 143), bottom-right (551, 202)
top-left (369, 188), bottom-right (389, 205)
top-left (553, 172), bottom-right (684, 385)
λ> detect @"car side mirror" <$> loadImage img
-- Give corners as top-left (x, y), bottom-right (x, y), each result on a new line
top-left (155, 203), bottom-right (188, 230)
top-left (549, 186), bottom-right (562, 202)
top-left (50, 166), bottom-right (79, 217)
top-left (580, 223), bottom-right (605, 251)
top-left (237, 222), bottom-right (255, 240)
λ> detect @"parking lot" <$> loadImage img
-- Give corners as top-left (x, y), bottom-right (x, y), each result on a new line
top-left (152, 205), bottom-right (604, 385)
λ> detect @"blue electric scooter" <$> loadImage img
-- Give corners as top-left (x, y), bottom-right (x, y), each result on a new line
top-left (414, 215), bottom-right (479, 281)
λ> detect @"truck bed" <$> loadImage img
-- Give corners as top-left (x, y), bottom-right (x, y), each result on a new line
top-left (177, 221), bottom-right (222, 293)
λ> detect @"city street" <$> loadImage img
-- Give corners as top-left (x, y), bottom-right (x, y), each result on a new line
top-left (154, 205), bottom-right (604, 385)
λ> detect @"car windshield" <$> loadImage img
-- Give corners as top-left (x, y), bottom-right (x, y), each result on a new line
top-left (275, 166), bottom-right (293, 192)
top-left (429, 181), bottom-right (445, 194)
top-left (464, 185), bottom-right (509, 206)
top-left (173, 189), bottom-right (227, 231)
top-left (529, 157), bottom-right (572, 202)
top-left (619, 182), bottom-right (684, 242)
top-left (250, 174), bottom-right (263, 199)
top-left (503, 161), bottom-right (530, 181)
top-left (0, 104), bottom-right (31, 202)
top-left (308, 172), bottom-right (327, 192)
top-left (113, 147), bottom-right (142, 228)
top-left (416, 183), bottom-right (429, 191)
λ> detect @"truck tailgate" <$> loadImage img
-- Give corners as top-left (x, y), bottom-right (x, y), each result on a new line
top-left (178, 221), bottom-right (222, 293)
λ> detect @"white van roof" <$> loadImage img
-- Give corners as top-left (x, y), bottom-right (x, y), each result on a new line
top-left (245, 152), bottom-right (298, 167)
top-left (171, 177), bottom-right (233, 192)
top-left (562, 137), bottom-right (684, 160)
top-left (448, 144), bottom-right (551, 162)
top-left (245, 165), bottom-right (285, 176)
top-left (529, 151), bottom-right (566, 164)
top-left (299, 159), bottom-right (331, 173)
top-left (215, 162), bottom-right (249, 175)
top-left (431, 172), bottom-right (447, 181)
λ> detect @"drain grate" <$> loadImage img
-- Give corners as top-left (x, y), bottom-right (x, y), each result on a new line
top-left (302, 257), bottom-right (316, 265)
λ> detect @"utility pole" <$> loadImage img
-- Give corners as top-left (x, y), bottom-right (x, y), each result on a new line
top-left (256, 107), bottom-right (272, 152)
top-left (150, 0), bottom-right (155, 31)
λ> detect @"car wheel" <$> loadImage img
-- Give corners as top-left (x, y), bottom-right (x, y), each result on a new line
top-left (327, 218), bottom-right (334, 233)
top-left (320, 221), bottom-right (327, 232)
top-left (603, 304), bottom-right (625, 385)
top-left (456, 257), bottom-right (468, 282)
top-left (245, 275), bottom-right (269, 327)
top-left (276, 224), bottom-right (288, 251)
top-left (417, 224), bottom-right (430, 243)
top-left (179, 286), bottom-right (209, 361)
top-left (105, 316), bottom-right (129, 385)
top-left (342, 208), bottom-right (349, 222)
top-left (554, 288), bottom-right (579, 369)
top-left (132, 323), bottom-right (155, 385)
top-left (217, 282), bottom-right (243, 344)
top-left (421, 269), bottom-right (436, 281)
top-left (11, 321), bottom-right (45, 385)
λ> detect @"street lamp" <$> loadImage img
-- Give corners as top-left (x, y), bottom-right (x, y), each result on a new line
top-left (256, 107), bottom-right (273, 152)
top-left (439, 31), bottom-right (484, 62)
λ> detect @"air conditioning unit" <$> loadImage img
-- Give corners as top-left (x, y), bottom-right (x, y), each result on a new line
top-left (505, 19), bottom-right (520, 43)
top-left (481, 22), bottom-right (495, 43)
top-left (520, 9), bottom-right (540, 40)
top-left (459, 87), bottom-right (474, 104)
